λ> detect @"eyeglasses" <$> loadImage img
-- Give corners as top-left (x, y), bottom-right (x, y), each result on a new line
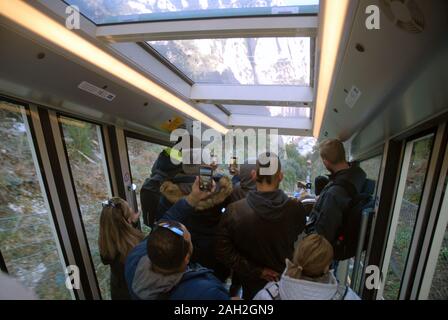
top-left (102, 199), bottom-right (121, 209)
top-left (154, 221), bottom-right (184, 237)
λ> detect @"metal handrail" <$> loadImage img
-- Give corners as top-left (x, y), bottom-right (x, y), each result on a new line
top-left (351, 208), bottom-right (375, 290)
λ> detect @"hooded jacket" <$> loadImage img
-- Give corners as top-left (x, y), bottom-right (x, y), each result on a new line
top-left (229, 164), bottom-right (257, 203)
top-left (308, 165), bottom-right (367, 244)
top-left (253, 271), bottom-right (360, 300)
top-left (216, 189), bottom-right (306, 300)
top-left (125, 239), bottom-right (229, 300)
top-left (157, 175), bottom-right (233, 281)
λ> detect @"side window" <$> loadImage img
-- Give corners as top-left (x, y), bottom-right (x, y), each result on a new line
top-left (126, 136), bottom-right (165, 231)
top-left (59, 116), bottom-right (112, 299)
top-left (0, 101), bottom-right (73, 299)
top-left (382, 134), bottom-right (434, 299)
top-left (428, 175), bottom-right (448, 299)
top-left (421, 173), bottom-right (448, 300)
top-left (360, 154), bottom-right (383, 194)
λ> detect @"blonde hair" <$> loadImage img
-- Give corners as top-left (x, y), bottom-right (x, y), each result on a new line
top-left (286, 234), bottom-right (334, 279)
top-left (319, 139), bottom-right (346, 165)
top-left (98, 198), bottom-right (144, 263)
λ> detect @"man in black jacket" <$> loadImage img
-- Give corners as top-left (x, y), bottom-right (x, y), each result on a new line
top-left (308, 139), bottom-right (367, 246)
top-left (229, 163), bottom-right (256, 203)
top-left (140, 148), bottom-right (182, 227)
top-left (216, 152), bottom-right (306, 300)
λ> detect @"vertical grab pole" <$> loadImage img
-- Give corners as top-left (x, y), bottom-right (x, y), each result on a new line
top-left (351, 209), bottom-right (372, 289)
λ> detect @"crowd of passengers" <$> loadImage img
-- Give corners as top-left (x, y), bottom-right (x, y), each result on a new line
top-left (98, 138), bottom-right (370, 300)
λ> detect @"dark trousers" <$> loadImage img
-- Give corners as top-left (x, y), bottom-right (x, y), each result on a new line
top-left (140, 188), bottom-right (160, 227)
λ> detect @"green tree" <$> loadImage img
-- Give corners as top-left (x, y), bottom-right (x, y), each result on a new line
top-left (309, 143), bottom-right (328, 187)
top-left (280, 143), bottom-right (307, 193)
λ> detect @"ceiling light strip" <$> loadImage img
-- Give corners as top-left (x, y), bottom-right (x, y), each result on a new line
top-left (313, 0), bottom-right (350, 138)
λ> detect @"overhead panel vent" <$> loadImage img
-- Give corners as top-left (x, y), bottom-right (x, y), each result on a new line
top-left (78, 81), bottom-right (116, 101)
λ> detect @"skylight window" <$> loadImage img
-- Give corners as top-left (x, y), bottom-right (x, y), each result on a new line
top-left (148, 37), bottom-right (311, 85)
top-left (65, 0), bottom-right (319, 25)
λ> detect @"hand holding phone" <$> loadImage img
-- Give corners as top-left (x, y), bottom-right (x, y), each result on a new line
top-left (199, 165), bottom-right (213, 191)
top-left (186, 177), bottom-right (214, 207)
top-left (229, 157), bottom-right (238, 175)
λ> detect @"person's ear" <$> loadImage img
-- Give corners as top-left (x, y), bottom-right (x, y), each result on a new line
top-left (251, 169), bottom-right (257, 180)
top-left (322, 159), bottom-right (331, 170)
top-left (184, 253), bottom-right (190, 266)
top-left (278, 171), bottom-right (284, 182)
top-left (184, 244), bottom-right (192, 266)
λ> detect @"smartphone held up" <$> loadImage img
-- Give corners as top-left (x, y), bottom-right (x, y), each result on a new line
top-left (199, 165), bottom-right (213, 191)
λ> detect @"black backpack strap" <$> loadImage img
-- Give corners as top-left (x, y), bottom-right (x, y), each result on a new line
top-left (329, 180), bottom-right (359, 245)
top-left (264, 283), bottom-right (281, 300)
top-left (306, 180), bottom-right (358, 237)
top-left (331, 179), bottom-right (358, 200)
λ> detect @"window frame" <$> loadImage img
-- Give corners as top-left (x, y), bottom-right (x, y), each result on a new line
top-left (417, 145), bottom-right (448, 299)
top-left (0, 96), bottom-right (77, 299)
top-left (56, 113), bottom-right (115, 300)
top-left (63, 0), bottom-right (319, 26)
top-left (123, 130), bottom-right (171, 213)
top-left (349, 152), bottom-right (384, 295)
top-left (378, 127), bottom-right (440, 300)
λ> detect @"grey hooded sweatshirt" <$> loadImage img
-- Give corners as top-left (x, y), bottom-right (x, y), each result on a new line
top-left (216, 189), bottom-right (307, 299)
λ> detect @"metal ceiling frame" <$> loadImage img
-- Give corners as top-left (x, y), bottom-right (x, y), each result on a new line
top-left (96, 15), bottom-right (318, 42)
top-left (32, 0), bottom-right (320, 134)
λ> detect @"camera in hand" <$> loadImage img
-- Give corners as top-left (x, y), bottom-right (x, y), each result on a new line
top-left (229, 156), bottom-right (238, 174)
top-left (199, 165), bottom-right (213, 191)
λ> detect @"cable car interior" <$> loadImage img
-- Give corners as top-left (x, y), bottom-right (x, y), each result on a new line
top-left (0, 0), bottom-right (447, 301)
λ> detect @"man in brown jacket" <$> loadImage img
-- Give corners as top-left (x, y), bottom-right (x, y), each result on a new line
top-left (216, 152), bottom-right (306, 300)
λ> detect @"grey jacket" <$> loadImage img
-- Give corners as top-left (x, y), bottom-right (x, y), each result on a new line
top-left (253, 271), bottom-right (360, 300)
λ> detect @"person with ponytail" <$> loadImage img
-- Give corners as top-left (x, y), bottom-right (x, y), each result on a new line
top-left (99, 198), bottom-right (144, 300)
top-left (253, 234), bottom-right (360, 300)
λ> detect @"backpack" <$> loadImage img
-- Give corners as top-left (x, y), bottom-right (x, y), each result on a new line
top-left (331, 179), bottom-right (372, 261)
top-left (140, 177), bottom-right (164, 227)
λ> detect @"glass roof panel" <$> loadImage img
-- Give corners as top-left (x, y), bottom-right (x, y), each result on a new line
top-left (148, 37), bottom-right (310, 85)
top-left (225, 105), bottom-right (311, 118)
top-left (65, 0), bottom-right (319, 25)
